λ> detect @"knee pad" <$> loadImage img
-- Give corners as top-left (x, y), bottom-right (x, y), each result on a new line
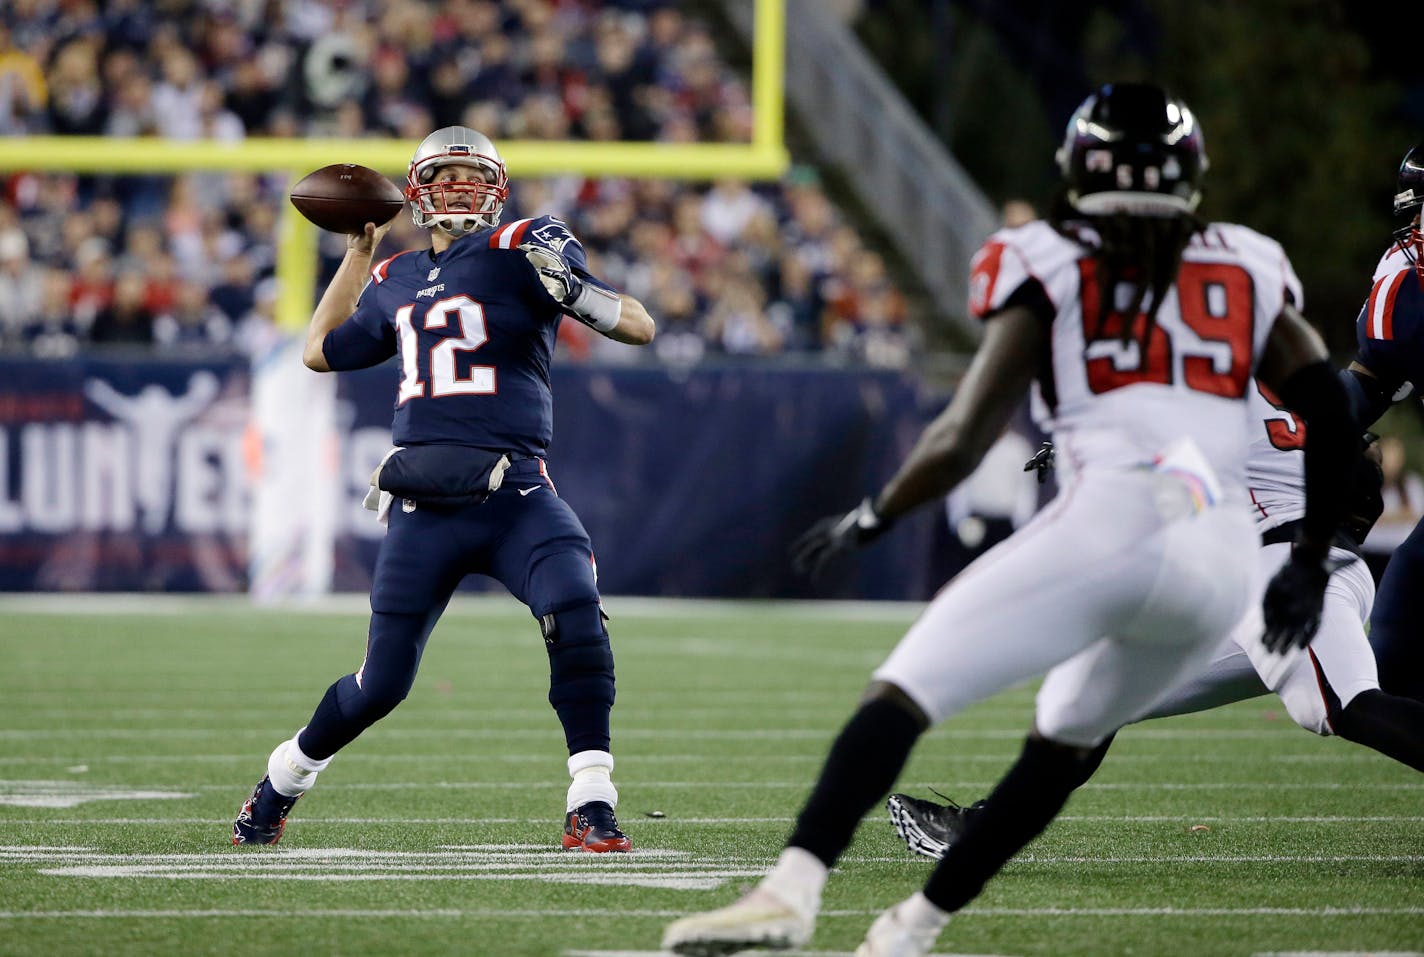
top-left (542, 601), bottom-right (615, 710)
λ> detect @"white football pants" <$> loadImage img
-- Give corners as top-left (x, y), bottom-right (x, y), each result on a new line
top-left (1146, 541), bottom-right (1377, 735)
top-left (875, 468), bottom-right (1258, 747)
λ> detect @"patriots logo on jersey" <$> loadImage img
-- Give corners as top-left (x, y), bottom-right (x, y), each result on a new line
top-left (527, 220), bottom-right (575, 255)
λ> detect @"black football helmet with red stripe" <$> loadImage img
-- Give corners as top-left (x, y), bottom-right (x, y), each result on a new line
top-left (1056, 82), bottom-right (1208, 218)
top-left (1392, 143), bottom-right (1424, 276)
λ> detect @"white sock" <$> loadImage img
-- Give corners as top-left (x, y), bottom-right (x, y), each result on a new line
top-left (899, 891), bottom-right (951, 934)
top-left (761, 846), bottom-right (828, 918)
top-left (266, 731), bottom-right (332, 798)
top-left (565, 750), bottom-right (618, 812)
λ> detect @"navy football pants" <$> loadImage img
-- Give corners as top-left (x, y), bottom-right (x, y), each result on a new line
top-left (1369, 517), bottom-right (1424, 704)
top-left (298, 459), bottom-right (615, 760)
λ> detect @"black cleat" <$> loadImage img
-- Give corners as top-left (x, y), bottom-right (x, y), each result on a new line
top-left (887, 791), bottom-right (985, 859)
top-left (232, 776), bottom-right (301, 845)
top-left (562, 800), bottom-right (631, 852)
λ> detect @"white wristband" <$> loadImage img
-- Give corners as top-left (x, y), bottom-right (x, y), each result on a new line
top-left (570, 284), bottom-right (622, 333)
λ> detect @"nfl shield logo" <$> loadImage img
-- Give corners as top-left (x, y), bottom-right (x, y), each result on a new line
top-left (427, 268), bottom-right (440, 281)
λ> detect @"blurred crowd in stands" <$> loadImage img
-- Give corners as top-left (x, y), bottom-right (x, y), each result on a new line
top-left (0, 0), bottom-right (916, 367)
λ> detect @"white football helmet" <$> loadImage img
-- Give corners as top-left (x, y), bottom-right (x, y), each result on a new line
top-left (405, 126), bottom-right (509, 236)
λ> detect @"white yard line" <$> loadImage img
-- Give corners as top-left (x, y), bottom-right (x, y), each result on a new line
top-left (160, 780), bottom-right (1420, 791)
top-left (0, 906), bottom-right (1419, 919)
top-left (0, 727), bottom-right (1367, 741)
top-left (2, 845), bottom-right (1420, 866)
top-left (0, 593), bottom-right (926, 622)
top-left (2, 815), bottom-right (1420, 825)
top-left (0, 752), bottom-right (1389, 766)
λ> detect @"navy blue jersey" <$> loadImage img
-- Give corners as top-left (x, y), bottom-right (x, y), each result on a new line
top-left (322, 215), bottom-right (615, 455)
top-left (1355, 257), bottom-right (1424, 403)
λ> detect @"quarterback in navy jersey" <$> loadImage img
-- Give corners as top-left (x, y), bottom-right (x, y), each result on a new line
top-left (1345, 142), bottom-right (1424, 703)
top-left (232, 126), bottom-right (655, 851)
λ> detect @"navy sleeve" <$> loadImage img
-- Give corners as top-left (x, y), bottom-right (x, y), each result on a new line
top-left (322, 281), bottom-right (394, 370)
top-left (322, 278), bottom-right (396, 371)
top-left (1355, 270), bottom-right (1424, 397)
top-left (323, 317), bottom-right (395, 370)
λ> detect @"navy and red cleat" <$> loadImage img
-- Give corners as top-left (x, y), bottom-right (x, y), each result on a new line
top-left (562, 800), bottom-right (632, 852)
top-left (232, 776), bottom-right (301, 845)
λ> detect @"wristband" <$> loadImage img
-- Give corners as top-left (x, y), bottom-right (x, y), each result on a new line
top-left (570, 284), bottom-right (622, 332)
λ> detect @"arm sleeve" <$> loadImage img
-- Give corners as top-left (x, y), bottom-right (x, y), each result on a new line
top-left (1339, 366), bottom-right (1395, 429)
top-left (323, 316), bottom-right (396, 370)
top-left (1278, 360), bottom-right (1354, 551)
top-left (321, 282), bottom-right (396, 371)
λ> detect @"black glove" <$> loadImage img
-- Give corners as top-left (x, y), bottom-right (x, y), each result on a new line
top-left (1261, 547), bottom-right (1356, 653)
top-left (1341, 432), bottom-right (1384, 545)
top-left (791, 497), bottom-right (891, 579)
top-left (1023, 441), bottom-right (1055, 485)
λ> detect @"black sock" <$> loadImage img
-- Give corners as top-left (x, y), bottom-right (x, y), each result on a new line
top-left (787, 697), bottom-right (923, 867)
top-left (1334, 689), bottom-right (1424, 772)
top-left (924, 735), bottom-right (1095, 913)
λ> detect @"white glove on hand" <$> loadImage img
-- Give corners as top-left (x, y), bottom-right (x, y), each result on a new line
top-left (520, 242), bottom-right (622, 332)
top-left (521, 243), bottom-right (582, 307)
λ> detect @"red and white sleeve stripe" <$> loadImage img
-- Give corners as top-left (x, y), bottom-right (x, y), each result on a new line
top-left (488, 218), bottom-right (535, 249)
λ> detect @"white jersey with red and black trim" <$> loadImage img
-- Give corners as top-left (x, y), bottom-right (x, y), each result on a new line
top-left (969, 220), bottom-right (1302, 503)
top-left (1242, 380), bottom-right (1307, 532)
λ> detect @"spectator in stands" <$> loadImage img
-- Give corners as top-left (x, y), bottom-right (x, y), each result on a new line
top-left (152, 48), bottom-right (207, 141)
top-left (704, 273), bottom-right (783, 357)
top-left (45, 36), bottom-right (104, 135)
top-left (28, 267), bottom-right (81, 357)
top-left (0, 0), bottom-right (914, 366)
top-left (768, 252), bottom-right (825, 351)
top-left (0, 24), bottom-right (46, 135)
top-left (67, 236), bottom-right (113, 335)
top-left (0, 228), bottom-right (42, 344)
top-left (700, 178), bottom-right (771, 247)
top-left (90, 268), bottom-right (153, 346)
top-left (154, 278), bottom-right (233, 351)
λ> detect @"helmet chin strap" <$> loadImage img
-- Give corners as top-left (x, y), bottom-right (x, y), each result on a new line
top-left (436, 215), bottom-right (480, 237)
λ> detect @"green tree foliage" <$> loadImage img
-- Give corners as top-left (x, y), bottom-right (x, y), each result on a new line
top-left (1141, 0), bottom-right (1402, 348)
top-left (858, 0), bottom-right (1409, 351)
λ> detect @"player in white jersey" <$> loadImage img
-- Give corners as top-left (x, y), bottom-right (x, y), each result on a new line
top-left (887, 381), bottom-right (1424, 862)
top-left (663, 82), bottom-right (1357, 957)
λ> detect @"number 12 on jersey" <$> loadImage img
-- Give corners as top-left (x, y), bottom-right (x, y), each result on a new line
top-left (396, 295), bottom-right (497, 404)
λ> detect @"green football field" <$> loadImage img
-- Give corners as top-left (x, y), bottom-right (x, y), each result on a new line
top-left (0, 595), bottom-right (1420, 957)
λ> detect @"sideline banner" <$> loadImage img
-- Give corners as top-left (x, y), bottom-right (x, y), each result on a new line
top-left (0, 356), bottom-right (946, 599)
top-left (333, 363), bottom-right (945, 600)
top-left (0, 355), bottom-right (250, 591)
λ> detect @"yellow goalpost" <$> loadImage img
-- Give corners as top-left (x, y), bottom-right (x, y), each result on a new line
top-left (0, 0), bottom-right (788, 331)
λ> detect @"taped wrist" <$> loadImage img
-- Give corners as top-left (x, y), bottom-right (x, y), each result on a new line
top-left (568, 283), bottom-right (622, 332)
top-left (1279, 360), bottom-right (1353, 551)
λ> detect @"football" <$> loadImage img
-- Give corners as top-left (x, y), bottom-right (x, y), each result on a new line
top-left (289, 164), bottom-right (405, 234)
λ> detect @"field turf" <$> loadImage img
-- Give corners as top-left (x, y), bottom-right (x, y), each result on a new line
top-left (0, 595), bottom-right (1420, 957)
